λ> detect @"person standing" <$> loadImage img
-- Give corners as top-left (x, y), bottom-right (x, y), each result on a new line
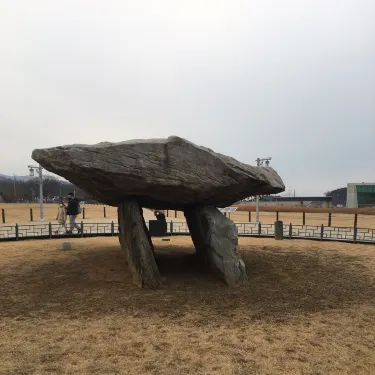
top-left (66, 192), bottom-right (82, 234)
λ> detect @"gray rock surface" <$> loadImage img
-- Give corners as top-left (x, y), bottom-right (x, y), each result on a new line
top-left (118, 199), bottom-right (161, 288)
top-left (185, 206), bottom-right (248, 286)
top-left (32, 136), bottom-right (284, 209)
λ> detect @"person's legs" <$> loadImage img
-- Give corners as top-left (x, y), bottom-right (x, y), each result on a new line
top-left (69, 215), bottom-right (75, 232)
top-left (74, 216), bottom-right (81, 232)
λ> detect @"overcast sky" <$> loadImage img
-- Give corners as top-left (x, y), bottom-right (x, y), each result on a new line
top-left (1, 0), bottom-right (374, 195)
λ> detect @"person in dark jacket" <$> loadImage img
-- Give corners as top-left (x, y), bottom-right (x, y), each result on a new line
top-left (155, 211), bottom-right (166, 221)
top-left (154, 210), bottom-right (167, 233)
top-left (66, 192), bottom-right (81, 233)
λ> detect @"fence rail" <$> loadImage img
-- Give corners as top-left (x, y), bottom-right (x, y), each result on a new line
top-left (1, 221), bottom-right (375, 244)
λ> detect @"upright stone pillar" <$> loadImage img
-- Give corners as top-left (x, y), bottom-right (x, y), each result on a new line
top-left (184, 205), bottom-right (248, 286)
top-left (274, 220), bottom-right (284, 240)
top-left (118, 199), bottom-right (161, 288)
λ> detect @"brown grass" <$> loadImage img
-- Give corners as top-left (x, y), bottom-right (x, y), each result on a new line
top-left (0, 203), bottom-right (118, 223)
top-left (165, 210), bottom-right (375, 229)
top-left (2, 203), bottom-right (375, 229)
top-left (236, 203), bottom-right (375, 215)
top-left (1, 237), bottom-right (375, 374)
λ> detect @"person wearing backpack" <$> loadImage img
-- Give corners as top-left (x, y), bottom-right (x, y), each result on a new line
top-left (66, 192), bottom-right (82, 234)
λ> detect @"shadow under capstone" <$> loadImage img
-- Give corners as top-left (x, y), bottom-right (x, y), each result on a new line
top-left (1, 242), bottom-right (374, 324)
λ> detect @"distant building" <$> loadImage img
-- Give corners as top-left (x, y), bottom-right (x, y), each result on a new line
top-left (346, 183), bottom-right (375, 208)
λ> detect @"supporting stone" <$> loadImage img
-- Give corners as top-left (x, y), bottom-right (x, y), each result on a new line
top-left (184, 205), bottom-right (248, 286)
top-left (118, 199), bottom-right (161, 288)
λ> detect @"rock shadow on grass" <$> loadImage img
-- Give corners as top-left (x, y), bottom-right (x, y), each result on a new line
top-left (1, 243), bottom-right (374, 323)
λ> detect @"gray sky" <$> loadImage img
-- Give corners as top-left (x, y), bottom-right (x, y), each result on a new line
top-left (1, 0), bottom-right (374, 195)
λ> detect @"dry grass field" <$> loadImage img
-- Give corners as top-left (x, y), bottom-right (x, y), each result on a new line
top-left (1, 203), bottom-right (375, 229)
top-left (169, 210), bottom-right (375, 229)
top-left (0, 203), bottom-right (118, 224)
top-left (1, 236), bottom-right (375, 374)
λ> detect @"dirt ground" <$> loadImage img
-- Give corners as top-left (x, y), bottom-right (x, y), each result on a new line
top-left (1, 204), bottom-right (375, 229)
top-left (1, 236), bottom-right (375, 375)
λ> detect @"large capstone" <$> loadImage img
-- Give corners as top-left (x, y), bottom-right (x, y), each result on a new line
top-left (185, 206), bottom-right (247, 286)
top-left (32, 136), bottom-right (284, 209)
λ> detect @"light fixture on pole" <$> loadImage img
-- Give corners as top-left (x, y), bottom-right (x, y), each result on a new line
top-left (255, 157), bottom-right (272, 222)
top-left (28, 164), bottom-right (44, 221)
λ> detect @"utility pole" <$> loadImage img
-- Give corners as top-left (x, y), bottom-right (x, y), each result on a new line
top-left (28, 164), bottom-right (44, 221)
top-left (255, 157), bottom-right (272, 222)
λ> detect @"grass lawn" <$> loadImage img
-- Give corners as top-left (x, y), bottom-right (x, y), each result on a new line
top-left (1, 236), bottom-right (375, 374)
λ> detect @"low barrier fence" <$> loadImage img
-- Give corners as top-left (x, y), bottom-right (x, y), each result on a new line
top-left (0, 221), bottom-right (374, 244)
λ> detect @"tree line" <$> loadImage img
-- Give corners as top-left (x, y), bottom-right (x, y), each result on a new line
top-left (0, 176), bottom-right (94, 203)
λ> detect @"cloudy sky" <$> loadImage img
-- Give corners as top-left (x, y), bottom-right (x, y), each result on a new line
top-left (1, 0), bottom-right (374, 195)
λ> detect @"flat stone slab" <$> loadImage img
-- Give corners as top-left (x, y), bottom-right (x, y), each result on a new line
top-left (32, 136), bottom-right (284, 209)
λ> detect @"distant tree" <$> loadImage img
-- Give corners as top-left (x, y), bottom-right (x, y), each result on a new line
top-left (325, 188), bottom-right (347, 206)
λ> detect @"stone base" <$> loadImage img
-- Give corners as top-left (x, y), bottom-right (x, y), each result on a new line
top-left (118, 199), bottom-right (161, 288)
top-left (184, 206), bottom-right (248, 286)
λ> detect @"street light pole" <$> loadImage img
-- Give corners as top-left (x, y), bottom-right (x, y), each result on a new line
top-left (255, 157), bottom-right (272, 222)
top-left (38, 165), bottom-right (44, 221)
top-left (28, 164), bottom-right (44, 221)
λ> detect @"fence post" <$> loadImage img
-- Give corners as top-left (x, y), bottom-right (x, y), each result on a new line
top-left (30, 208), bottom-right (33, 222)
top-left (49, 222), bottom-right (52, 238)
top-left (81, 221), bottom-right (84, 237)
top-left (353, 214), bottom-right (358, 243)
top-left (248, 211), bottom-right (251, 222)
top-left (104, 206), bottom-right (106, 218)
top-left (302, 212), bottom-right (306, 225)
top-left (1, 209), bottom-right (5, 224)
top-left (328, 213), bottom-right (332, 227)
top-left (170, 221), bottom-right (173, 234)
top-left (83, 207), bottom-right (85, 219)
top-left (15, 224), bottom-right (19, 240)
top-left (276, 211), bottom-right (279, 221)
top-left (320, 224), bottom-right (324, 240)
top-left (289, 223), bottom-right (292, 238)
top-left (111, 221), bottom-right (114, 236)
top-left (258, 222), bottom-right (261, 236)
top-left (175, 210), bottom-right (177, 218)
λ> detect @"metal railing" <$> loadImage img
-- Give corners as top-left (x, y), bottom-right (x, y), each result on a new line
top-left (0, 221), bottom-right (374, 244)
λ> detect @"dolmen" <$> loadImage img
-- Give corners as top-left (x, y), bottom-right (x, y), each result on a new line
top-left (32, 136), bottom-right (285, 288)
